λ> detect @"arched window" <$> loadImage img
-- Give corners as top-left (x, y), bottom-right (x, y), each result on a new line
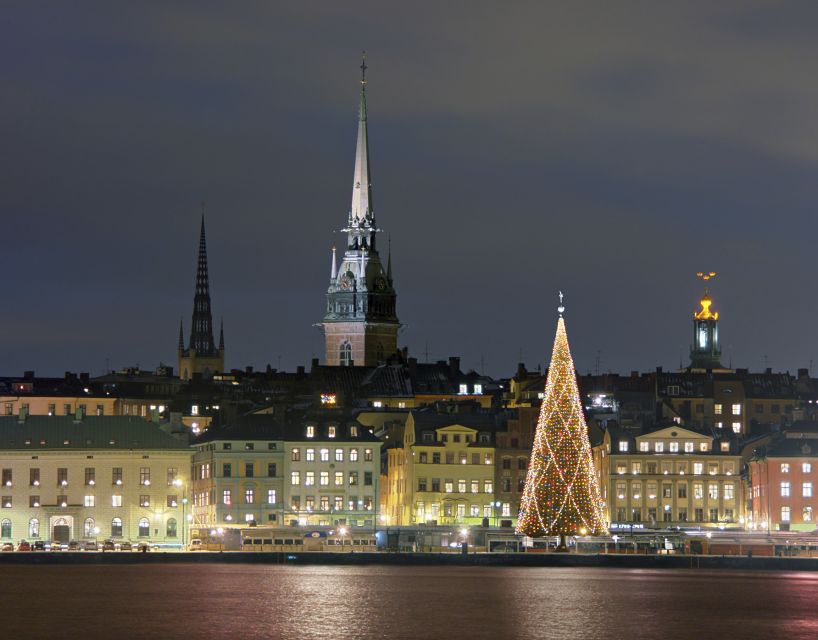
top-left (167, 518), bottom-right (177, 538)
top-left (1, 519), bottom-right (11, 538)
top-left (84, 518), bottom-right (95, 537)
top-left (138, 518), bottom-right (150, 537)
top-left (111, 517), bottom-right (123, 537)
top-left (28, 518), bottom-right (39, 538)
top-left (340, 341), bottom-right (352, 367)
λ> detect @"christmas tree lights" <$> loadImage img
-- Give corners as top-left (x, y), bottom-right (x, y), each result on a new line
top-left (516, 297), bottom-right (608, 541)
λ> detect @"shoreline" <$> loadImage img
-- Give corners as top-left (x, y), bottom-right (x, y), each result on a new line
top-left (1, 551), bottom-right (817, 571)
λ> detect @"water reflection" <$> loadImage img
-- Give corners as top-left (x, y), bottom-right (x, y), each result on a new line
top-left (0, 566), bottom-right (816, 639)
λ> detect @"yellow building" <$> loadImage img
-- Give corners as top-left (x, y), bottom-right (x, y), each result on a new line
top-left (593, 425), bottom-right (743, 530)
top-left (384, 410), bottom-right (497, 526)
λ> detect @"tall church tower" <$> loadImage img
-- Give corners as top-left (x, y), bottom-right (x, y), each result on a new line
top-left (321, 57), bottom-right (399, 366)
top-left (178, 215), bottom-right (225, 380)
top-left (689, 271), bottom-right (724, 370)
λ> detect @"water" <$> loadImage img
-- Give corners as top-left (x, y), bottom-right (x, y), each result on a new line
top-left (0, 565), bottom-right (816, 639)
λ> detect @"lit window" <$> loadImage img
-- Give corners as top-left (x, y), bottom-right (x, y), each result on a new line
top-left (471, 480), bottom-right (479, 493)
top-left (335, 449), bottom-right (344, 462)
top-left (320, 449), bottom-right (329, 462)
top-left (350, 449), bottom-right (359, 462)
top-left (669, 442), bottom-right (679, 453)
top-left (732, 422), bottom-right (741, 433)
top-left (804, 507), bottom-right (813, 522)
top-left (804, 482), bottom-right (813, 498)
top-left (781, 506), bottom-right (791, 522)
top-left (724, 484), bottom-right (734, 500)
top-left (618, 441), bottom-right (628, 453)
top-left (291, 472), bottom-right (300, 486)
top-left (84, 495), bottom-right (95, 507)
top-left (305, 471), bottom-right (315, 486)
top-left (223, 490), bottom-right (232, 506)
top-left (373, 401), bottom-right (383, 408)
top-left (639, 442), bottom-right (649, 452)
top-left (459, 384), bottom-right (468, 395)
top-left (714, 404), bottom-right (723, 415)
top-left (335, 471), bottom-right (344, 486)
top-left (803, 463), bottom-right (812, 474)
top-left (191, 405), bottom-right (199, 416)
top-left (112, 495), bottom-right (122, 507)
top-left (364, 449), bottom-right (373, 461)
top-left (715, 422), bottom-right (723, 429)
top-left (320, 472), bottom-right (329, 486)
top-left (291, 448), bottom-right (300, 461)
top-left (267, 489), bottom-right (276, 505)
top-left (140, 495), bottom-right (150, 507)
top-left (474, 384), bottom-right (483, 395)
top-left (694, 483), bottom-right (703, 499)
top-left (245, 489), bottom-right (254, 504)
top-left (731, 404), bottom-right (741, 416)
top-left (720, 442), bottom-right (729, 452)
top-left (484, 480), bottom-right (493, 493)
top-left (306, 425), bottom-right (315, 438)
top-left (708, 484), bottom-right (719, 500)
top-left (444, 480), bottom-right (453, 493)
top-left (306, 449), bottom-right (315, 462)
top-left (684, 442), bottom-right (694, 453)
top-left (693, 463), bottom-right (703, 475)
top-left (781, 463), bottom-right (790, 474)
top-left (328, 426), bottom-right (336, 438)
top-left (655, 443), bottom-right (664, 453)
top-left (781, 482), bottom-right (790, 497)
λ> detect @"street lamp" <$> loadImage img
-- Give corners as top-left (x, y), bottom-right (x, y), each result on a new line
top-left (338, 526), bottom-right (348, 551)
top-left (493, 501), bottom-right (502, 527)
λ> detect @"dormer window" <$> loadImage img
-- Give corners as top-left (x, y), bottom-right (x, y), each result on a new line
top-left (618, 441), bottom-right (628, 453)
top-left (306, 425), bottom-right (315, 439)
top-left (474, 384), bottom-right (483, 395)
top-left (191, 405), bottom-right (199, 416)
top-left (328, 426), bottom-right (336, 439)
top-left (458, 384), bottom-right (468, 395)
top-left (349, 425), bottom-right (358, 438)
top-left (422, 433), bottom-right (433, 443)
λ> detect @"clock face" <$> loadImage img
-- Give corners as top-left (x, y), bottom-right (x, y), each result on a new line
top-left (339, 276), bottom-right (352, 290)
top-left (374, 277), bottom-right (387, 291)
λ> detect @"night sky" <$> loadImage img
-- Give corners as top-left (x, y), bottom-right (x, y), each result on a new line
top-left (3, 1), bottom-right (818, 379)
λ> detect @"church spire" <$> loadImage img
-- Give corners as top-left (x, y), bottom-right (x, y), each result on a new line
top-left (189, 212), bottom-right (217, 356)
top-left (218, 317), bottom-right (225, 351)
top-left (348, 52), bottom-right (374, 236)
top-left (178, 316), bottom-right (184, 350)
top-left (386, 234), bottom-right (393, 283)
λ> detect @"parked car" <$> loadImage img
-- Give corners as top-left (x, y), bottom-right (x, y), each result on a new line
top-left (50, 542), bottom-right (62, 551)
top-left (188, 539), bottom-right (203, 551)
top-left (83, 541), bottom-right (98, 551)
top-left (119, 541), bottom-right (132, 551)
top-left (32, 541), bottom-right (45, 551)
top-left (67, 541), bottom-right (80, 551)
top-left (17, 541), bottom-right (32, 551)
top-left (102, 540), bottom-right (116, 551)
top-left (2, 542), bottom-right (14, 552)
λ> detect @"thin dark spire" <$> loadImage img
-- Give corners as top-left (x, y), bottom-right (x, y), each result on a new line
top-left (387, 234), bottom-right (393, 282)
top-left (188, 211), bottom-right (217, 355)
top-left (219, 317), bottom-right (225, 351)
top-left (178, 316), bottom-right (184, 350)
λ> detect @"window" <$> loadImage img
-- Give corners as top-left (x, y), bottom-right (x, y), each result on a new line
top-left (364, 449), bottom-right (373, 461)
top-left (167, 518), bottom-right (177, 538)
top-left (618, 441), bottom-right (628, 452)
top-left (223, 463), bottom-right (232, 478)
top-left (714, 404), bottom-right (723, 415)
top-left (484, 480), bottom-right (493, 493)
top-left (0, 469), bottom-right (10, 487)
top-left (223, 490), bottom-right (232, 506)
top-left (724, 484), bottom-right (734, 500)
top-left (111, 518), bottom-right (123, 537)
top-left (349, 471), bottom-right (359, 486)
top-left (781, 482), bottom-right (790, 497)
top-left (709, 509), bottom-right (718, 523)
top-left (708, 484), bottom-right (719, 500)
top-left (457, 503), bottom-right (466, 519)
top-left (732, 422), bottom-right (741, 434)
top-left (701, 443), bottom-right (709, 452)
top-left (335, 496), bottom-right (344, 511)
top-left (662, 484), bottom-right (672, 499)
top-left (364, 472), bottom-right (373, 486)
top-left (804, 463), bottom-right (812, 474)
top-left (693, 463), bottom-right (703, 475)
top-left (84, 495), bottom-right (95, 507)
top-left (306, 448), bottom-right (315, 462)
top-left (418, 478), bottom-right (427, 492)
top-left (684, 442), bottom-right (694, 453)
top-left (112, 495), bottom-right (122, 507)
top-left (305, 471), bottom-right (315, 486)
top-left (431, 479), bottom-right (440, 492)
top-left (432, 453), bottom-right (440, 464)
top-left (350, 425), bottom-right (358, 437)
top-left (140, 467), bottom-right (151, 486)
top-left (245, 489), bottom-right (254, 504)
top-left (444, 480), bottom-right (453, 493)
top-left (804, 507), bottom-right (813, 522)
top-left (340, 341), bottom-right (352, 367)
top-left (720, 442), bottom-right (729, 452)
top-left (715, 422), bottom-right (723, 429)
top-left (669, 442), bottom-right (679, 453)
top-left (82, 518), bottom-right (94, 538)
top-left (328, 426), bottom-right (336, 439)
top-left (781, 506), bottom-right (791, 522)
top-left (471, 480), bottom-right (479, 493)
top-left (30, 468), bottom-right (40, 486)
top-left (245, 442), bottom-right (254, 451)
top-left (803, 482), bottom-right (813, 498)
top-left (419, 452), bottom-right (428, 464)
top-left (245, 463), bottom-right (254, 478)
top-left (1, 496), bottom-right (10, 508)
top-left (167, 495), bottom-right (177, 507)
top-left (471, 453), bottom-right (479, 465)
top-left (655, 442), bottom-right (664, 453)
top-left (320, 471), bottom-right (329, 486)
top-left (223, 443), bottom-right (232, 450)
top-left (502, 458), bottom-right (511, 470)
top-left (320, 449), bottom-right (329, 462)
top-left (306, 425), bottom-right (315, 439)
top-left (694, 483), bottom-right (703, 499)
top-left (335, 449), bottom-right (344, 462)
top-left (30, 495), bottom-right (40, 507)
top-left (291, 472), bottom-right (301, 486)
top-left (267, 489), bottom-right (276, 505)
top-left (678, 485), bottom-right (687, 499)
top-left (138, 518), bottom-right (150, 537)
top-left (639, 442), bottom-right (649, 452)
top-left (731, 404), bottom-right (741, 416)
top-left (57, 468), bottom-right (68, 485)
top-left (320, 496), bottom-right (329, 511)
top-left (516, 457), bottom-right (526, 470)
top-left (140, 495), bottom-right (150, 507)
top-left (632, 462), bottom-right (641, 475)
top-left (350, 449), bottom-right (359, 462)
top-left (459, 384), bottom-right (468, 395)
top-left (268, 463), bottom-right (276, 477)
top-left (458, 479), bottom-right (466, 493)
top-left (291, 448), bottom-right (301, 462)
top-left (335, 471), bottom-right (344, 486)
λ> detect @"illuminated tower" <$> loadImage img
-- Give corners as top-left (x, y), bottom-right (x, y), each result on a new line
top-left (689, 271), bottom-right (723, 370)
top-left (320, 55), bottom-right (399, 366)
top-left (178, 215), bottom-right (225, 380)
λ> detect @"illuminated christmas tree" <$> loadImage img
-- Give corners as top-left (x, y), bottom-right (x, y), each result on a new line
top-left (516, 294), bottom-right (608, 544)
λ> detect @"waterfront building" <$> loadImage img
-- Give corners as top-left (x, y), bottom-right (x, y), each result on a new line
top-left (0, 415), bottom-right (191, 545)
top-left (190, 412), bottom-right (381, 536)
top-left (747, 423), bottom-right (818, 532)
top-left (320, 60), bottom-right (399, 367)
top-left (178, 216), bottom-right (225, 381)
top-left (383, 408), bottom-right (500, 526)
top-left (593, 425), bottom-right (743, 530)
top-left (493, 406), bottom-right (537, 524)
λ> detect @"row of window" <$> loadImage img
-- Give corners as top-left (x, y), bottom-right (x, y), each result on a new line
top-left (291, 496), bottom-right (373, 511)
top-left (0, 517), bottom-right (177, 540)
top-left (781, 463), bottom-right (812, 474)
top-left (4, 403), bottom-right (107, 416)
top-left (417, 479), bottom-right (494, 494)
top-left (1, 467), bottom-right (178, 487)
top-left (614, 507), bottom-right (735, 523)
top-left (291, 448), bottom-right (373, 462)
top-left (619, 441), bottom-right (728, 453)
top-left (780, 482), bottom-right (813, 497)
top-left (616, 461), bottom-right (735, 475)
top-left (416, 452), bottom-right (493, 465)
top-left (1, 494), bottom-right (181, 508)
top-left (290, 471), bottom-right (373, 486)
top-left (416, 502), bottom-right (509, 518)
top-left (781, 506), bottom-right (814, 522)
top-left (223, 489), bottom-right (277, 506)
top-left (614, 481), bottom-right (736, 500)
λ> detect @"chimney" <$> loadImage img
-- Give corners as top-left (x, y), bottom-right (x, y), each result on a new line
top-left (311, 358), bottom-right (320, 370)
top-left (516, 362), bottom-right (528, 379)
top-left (448, 357), bottom-right (461, 375)
top-left (296, 366), bottom-right (305, 376)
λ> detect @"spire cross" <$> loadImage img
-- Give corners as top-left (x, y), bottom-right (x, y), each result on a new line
top-left (360, 51), bottom-right (367, 84)
top-left (558, 291), bottom-right (565, 315)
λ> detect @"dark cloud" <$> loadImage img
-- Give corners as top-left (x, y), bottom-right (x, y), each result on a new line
top-left (1, 1), bottom-right (817, 378)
